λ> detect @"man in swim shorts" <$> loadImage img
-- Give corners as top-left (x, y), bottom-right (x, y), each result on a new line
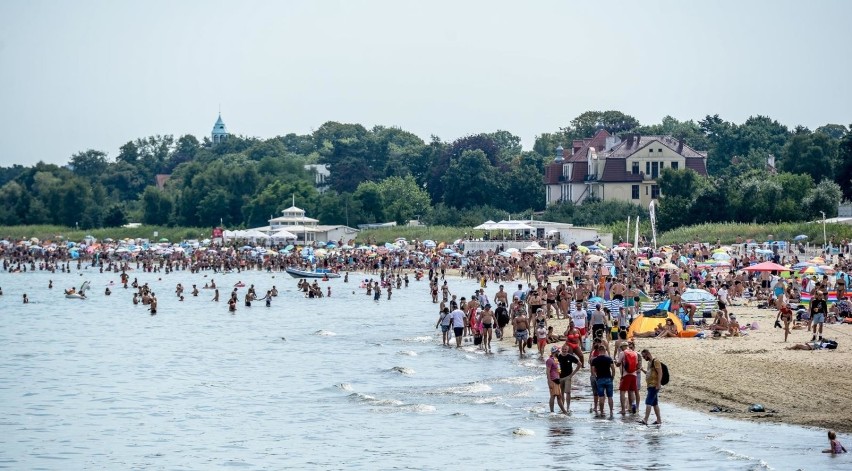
top-left (512, 311), bottom-right (530, 355)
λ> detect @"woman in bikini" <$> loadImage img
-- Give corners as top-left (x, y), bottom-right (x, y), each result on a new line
top-left (775, 291), bottom-right (793, 342)
top-left (563, 320), bottom-right (585, 368)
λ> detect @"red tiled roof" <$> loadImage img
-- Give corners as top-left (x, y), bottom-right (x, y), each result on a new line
top-left (565, 129), bottom-right (610, 162)
top-left (685, 158), bottom-right (707, 175)
top-left (543, 161), bottom-right (589, 184)
top-left (155, 174), bottom-right (171, 189)
top-left (599, 160), bottom-right (644, 182)
top-left (606, 135), bottom-right (706, 159)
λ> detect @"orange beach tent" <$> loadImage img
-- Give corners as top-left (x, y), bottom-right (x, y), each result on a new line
top-left (627, 311), bottom-right (683, 338)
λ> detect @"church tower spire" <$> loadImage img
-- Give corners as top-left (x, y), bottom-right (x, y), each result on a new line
top-left (211, 113), bottom-right (229, 145)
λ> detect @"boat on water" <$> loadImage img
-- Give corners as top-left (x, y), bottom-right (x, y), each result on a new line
top-left (285, 267), bottom-right (340, 279)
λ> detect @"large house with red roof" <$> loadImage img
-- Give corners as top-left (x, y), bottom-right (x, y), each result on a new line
top-left (543, 129), bottom-right (708, 207)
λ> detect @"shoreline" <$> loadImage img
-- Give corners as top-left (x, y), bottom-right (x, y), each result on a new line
top-left (443, 272), bottom-right (852, 434)
top-left (540, 299), bottom-right (852, 434)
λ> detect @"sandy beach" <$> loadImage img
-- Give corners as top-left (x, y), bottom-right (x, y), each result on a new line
top-left (546, 301), bottom-right (852, 433)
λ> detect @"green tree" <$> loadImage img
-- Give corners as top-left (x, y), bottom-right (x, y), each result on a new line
top-left (803, 180), bottom-right (842, 220)
top-left (353, 181), bottom-right (385, 223)
top-left (780, 131), bottom-right (837, 182)
top-left (140, 186), bottom-right (173, 225)
top-left (69, 149), bottom-right (109, 179)
top-left (375, 175), bottom-right (432, 225)
top-left (835, 127), bottom-right (852, 200)
top-left (441, 149), bottom-right (499, 209)
top-left (103, 204), bottom-right (127, 227)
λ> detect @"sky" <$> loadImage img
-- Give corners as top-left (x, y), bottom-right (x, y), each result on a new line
top-left (1, 0), bottom-right (850, 167)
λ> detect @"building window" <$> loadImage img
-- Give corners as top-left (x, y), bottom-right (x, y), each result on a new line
top-left (646, 186), bottom-right (649, 195)
top-left (671, 162), bottom-right (679, 170)
top-left (646, 162), bottom-right (650, 174)
top-left (658, 148), bottom-right (663, 152)
top-left (632, 162), bottom-right (639, 175)
top-left (649, 148), bottom-right (654, 153)
top-left (652, 185), bottom-right (660, 199)
top-left (651, 162), bottom-right (659, 178)
top-left (632, 185), bottom-right (639, 200)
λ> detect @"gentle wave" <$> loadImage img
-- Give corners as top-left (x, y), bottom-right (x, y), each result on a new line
top-left (512, 428), bottom-right (535, 436)
top-left (431, 382), bottom-right (492, 395)
top-left (397, 350), bottom-right (417, 356)
top-left (390, 366), bottom-right (415, 375)
top-left (313, 330), bottom-right (337, 336)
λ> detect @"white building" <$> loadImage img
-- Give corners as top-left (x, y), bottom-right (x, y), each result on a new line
top-left (253, 205), bottom-right (359, 245)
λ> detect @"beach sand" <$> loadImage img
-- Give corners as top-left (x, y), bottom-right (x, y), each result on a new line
top-left (544, 302), bottom-right (852, 433)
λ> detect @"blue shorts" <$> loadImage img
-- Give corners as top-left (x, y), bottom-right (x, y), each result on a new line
top-left (646, 386), bottom-right (659, 406)
top-left (812, 314), bottom-right (825, 324)
top-left (441, 325), bottom-right (450, 333)
top-left (595, 377), bottom-right (614, 398)
top-left (453, 327), bottom-right (464, 337)
top-left (590, 375), bottom-right (598, 395)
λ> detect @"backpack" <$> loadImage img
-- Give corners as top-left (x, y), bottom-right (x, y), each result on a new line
top-left (660, 361), bottom-right (670, 386)
top-left (623, 350), bottom-right (639, 374)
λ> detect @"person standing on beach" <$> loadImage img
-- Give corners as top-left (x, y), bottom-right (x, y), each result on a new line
top-left (479, 304), bottom-right (496, 353)
top-left (512, 310), bottom-right (530, 355)
top-left (546, 346), bottom-right (568, 414)
top-left (590, 344), bottom-right (615, 418)
top-left (640, 348), bottom-right (662, 425)
top-left (557, 344), bottom-right (580, 413)
top-left (449, 307), bottom-right (466, 348)
top-left (436, 307), bottom-right (452, 346)
top-left (810, 290), bottom-right (827, 342)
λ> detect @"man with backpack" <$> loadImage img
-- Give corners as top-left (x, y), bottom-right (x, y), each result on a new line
top-left (616, 342), bottom-right (639, 415)
top-left (640, 348), bottom-right (666, 425)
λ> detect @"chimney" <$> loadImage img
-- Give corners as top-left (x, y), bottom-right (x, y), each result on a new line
top-left (626, 134), bottom-right (634, 147)
top-left (677, 138), bottom-right (684, 154)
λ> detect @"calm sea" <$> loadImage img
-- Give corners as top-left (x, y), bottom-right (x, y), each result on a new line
top-left (0, 268), bottom-right (847, 470)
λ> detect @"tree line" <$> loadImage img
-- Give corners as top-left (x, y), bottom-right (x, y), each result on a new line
top-left (0, 111), bottom-right (849, 232)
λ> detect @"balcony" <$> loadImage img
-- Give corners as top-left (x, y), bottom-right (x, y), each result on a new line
top-left (584, 174), bottom-right (598, 183)
top-left (558, 175), bottom-right (569, 182)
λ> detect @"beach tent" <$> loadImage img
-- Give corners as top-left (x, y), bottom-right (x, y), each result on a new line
top-left (473, 220), bottom-right (498, 230)
top-left (627, 311), bottom-right (683, 338)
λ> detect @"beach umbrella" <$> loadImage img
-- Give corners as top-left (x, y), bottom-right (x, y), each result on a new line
top-left (681, 288), bottom-right (716, 303)
top-left (556, 243), bottom-right (569, 250)
top-left (442, 248), bottom-right (454, 254)
top-left (808, 257), bottom-right (825, 264)
top-left (801, 266), bottom-right (824, 275)
top-left (711, 252), bottom-right (731, 260)
top-left (618, 242), bottom-right (632, 248)
top-left (240, 245), bottom-right (253, 250)
top-left (577, 246), bottom-right (589, 253)
top-left (793, 234), bottom-right (808, 241)
top-left (497, 251), bottom-right (512, 258)
top-left (744, 261), bottom-right (790, 272)
top-left (659, 262), bottom-right (679, 270)
top-left (649, 256), bottom-right (663, 264)
top-left (314, 248), bottom-right (327, 257)
top-left (586, 254), bottom-right (604, 262)
top-left (423, 240), bottom-right (436, 248)
top-left (818, 265), bottom-right (835, 274)
top-left (159, 238), bottom-right (169, 242)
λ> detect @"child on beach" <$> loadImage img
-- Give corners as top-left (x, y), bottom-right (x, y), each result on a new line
top-left (823, 430), bottom-right (847, 454)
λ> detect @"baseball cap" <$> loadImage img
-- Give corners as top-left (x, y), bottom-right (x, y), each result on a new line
top-left (551, 346), bottom-right (560, 354)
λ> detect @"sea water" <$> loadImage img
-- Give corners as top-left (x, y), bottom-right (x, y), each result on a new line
top-left (0, 268), bottom-right (847, 470)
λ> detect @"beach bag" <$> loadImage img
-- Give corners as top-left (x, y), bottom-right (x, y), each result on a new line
top-left (660, 361), bottom-right (670, 386)
top-left (473, 333), bottom-right (482, 346)
top-left (623, 350), bottom-right (639, 374)
top-left (825, 340), bottom-right (838, 350)
top-left (526, 337), bottom-right (534, 349)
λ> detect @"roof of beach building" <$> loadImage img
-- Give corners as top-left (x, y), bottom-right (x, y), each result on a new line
top-left (211, 114), bottom-right (228, 135)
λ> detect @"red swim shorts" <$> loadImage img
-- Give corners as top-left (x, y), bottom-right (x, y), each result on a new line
top-left (619, 374), bottom-right (638, 391)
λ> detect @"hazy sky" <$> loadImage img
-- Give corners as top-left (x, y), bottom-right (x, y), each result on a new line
top-left (1, 0), bottom-right (850, 167)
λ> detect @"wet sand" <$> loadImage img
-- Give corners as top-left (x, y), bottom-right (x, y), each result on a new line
top-left (546, 301), bottom-right (852, 433)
